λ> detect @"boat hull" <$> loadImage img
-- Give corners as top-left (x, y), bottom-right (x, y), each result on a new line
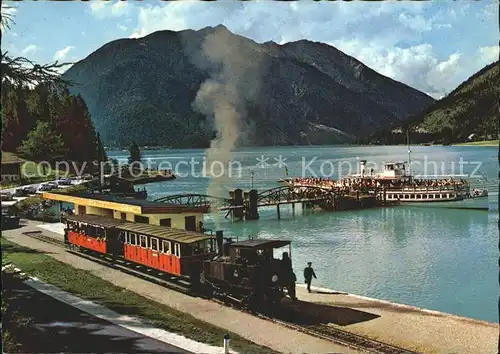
top-left (397, 196), bottom-right (489, 210)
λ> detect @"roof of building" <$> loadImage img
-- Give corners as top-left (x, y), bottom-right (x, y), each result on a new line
top-left (116, 222), bottom-right (213, 244)
top-left (44, 192), bottom-right (208, 214)
top-left (230, 239), bottom-right (291, 249)
top-left (1, 151), bottom-right (25, 165)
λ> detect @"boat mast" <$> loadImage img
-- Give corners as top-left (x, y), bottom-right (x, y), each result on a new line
top-left (407, 128), bottom-right (411, 179)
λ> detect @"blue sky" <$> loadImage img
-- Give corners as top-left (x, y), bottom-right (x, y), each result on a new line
top-left (3, 0), bottom-right (498, 98)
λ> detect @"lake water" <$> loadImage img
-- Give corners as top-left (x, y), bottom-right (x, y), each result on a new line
top-left (108, 145), bottom-right (498, 323)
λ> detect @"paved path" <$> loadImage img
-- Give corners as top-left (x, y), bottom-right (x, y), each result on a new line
top-left (3, 223), bottom-right (359, 354)
top-left (3, 273), bottom-right (190, 353)
top-left (294, 285), bottom-right (498, 354)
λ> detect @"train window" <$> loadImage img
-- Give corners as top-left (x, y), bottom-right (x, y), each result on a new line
top-left (174, 243), bottom-right (181, 257)
top-left (162, 240), bottom-right (171, 254)
top-left (140, 235), bottom-right (148, 248)
top-left (150, 238), bottom-right (159, 251)
top-left (130, 233), bottom-right (137, 245)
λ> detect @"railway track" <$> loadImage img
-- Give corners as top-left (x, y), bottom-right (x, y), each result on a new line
top-left (20, 230), bottom-right (419, 354)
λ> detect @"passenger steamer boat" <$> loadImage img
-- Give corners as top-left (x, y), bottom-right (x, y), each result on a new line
top-left (344, 160), bottom-right (489, 210)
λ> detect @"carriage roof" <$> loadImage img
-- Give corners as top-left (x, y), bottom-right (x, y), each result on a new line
top-left (66, 214), bottom-right (125, 228)
top-left (66, 214), bottom-right (212, 244)
top-left (117, 223), bottom-right (213, 244)
top-left (230, 239), bottom-right (291, 249)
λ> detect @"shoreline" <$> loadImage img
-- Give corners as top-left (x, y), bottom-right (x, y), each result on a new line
top-left (4, 227), bottom-right (496, 354)
top-left (104, 141), bottom-right (499, 153)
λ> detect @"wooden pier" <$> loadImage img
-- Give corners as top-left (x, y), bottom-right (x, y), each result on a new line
top-left (155, 186), bottom-right (396, 221)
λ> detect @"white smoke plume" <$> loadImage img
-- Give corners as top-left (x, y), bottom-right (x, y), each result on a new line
top-left (192, 26), bottom-right (263, 228)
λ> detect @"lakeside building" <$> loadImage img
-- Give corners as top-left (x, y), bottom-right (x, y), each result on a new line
top-left (42, 192), bottom-right (207, 232)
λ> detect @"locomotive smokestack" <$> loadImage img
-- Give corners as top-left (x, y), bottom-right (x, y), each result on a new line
top-left (216, 230), bottom-right (223, 256)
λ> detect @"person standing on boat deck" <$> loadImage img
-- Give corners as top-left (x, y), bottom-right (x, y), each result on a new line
top-left (304, 262), bottom-right (317, 293)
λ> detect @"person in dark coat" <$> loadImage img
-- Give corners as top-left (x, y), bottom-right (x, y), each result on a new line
top-left (303, 262), bottom-right (317, 293)
top-left (281, 252), bottom-right (297, 300)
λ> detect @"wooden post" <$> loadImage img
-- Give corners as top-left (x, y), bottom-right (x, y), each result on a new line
top-left (277, 204), bottom-right (281, 219)
top-left (291, 202), bottom-right (295, 215)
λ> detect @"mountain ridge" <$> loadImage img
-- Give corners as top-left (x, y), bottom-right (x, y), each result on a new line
top-left (63, 25), bottom-right (435, 148)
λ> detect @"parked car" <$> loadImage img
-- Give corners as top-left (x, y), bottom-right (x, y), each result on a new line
top-left (22, 185), bottom-right (38, 194)
top-left (57, 177), bottom-right (72, 185)
top-left (38, 184), bottom-right (54, 192)
top-left (0, 192), bottom-right (14, 201)
top-left (47, 181), bottom-right (59, 188)
top-left (1, 207), bottom-right (20, 230)
top-left (14, 188), bottom-right (28, 197)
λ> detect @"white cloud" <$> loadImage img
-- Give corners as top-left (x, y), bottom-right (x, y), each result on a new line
top-left (54, 46), bottom-right (74, 61)
top-left (331, 40), bottom-right (463, 99)
top-left (21, 44), bottom-right (38, 55)
top-left (398, 12), bottom-right (434, 32)
top-left (118, 24), bottom-right (127, 31)
top-left (119, 1), bottom-right (495, 98)
top-left (91, 0), bottom-right (132, 19)
top-left (478, 45), bottom-right (499, 66)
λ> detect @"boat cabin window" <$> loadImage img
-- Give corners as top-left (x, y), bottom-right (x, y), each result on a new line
top-left (423, 194), bottom-right (428, 199)
top-left (399, 194), bottom-right (403, 199)
top-left (139, 235), bottom-right (147, 248)
top-left (434, 194), bottom-right (440, 199)
top-left (449, 194), bottom-right (455, 198)
top-left (404, 195), bottom-right (409, 199)
top-left (150, 237), bottom-right (159, 251)
top-left (410, 195), bottom-right (415, 199)
top-left (161, 240), bottom-right (171, 254)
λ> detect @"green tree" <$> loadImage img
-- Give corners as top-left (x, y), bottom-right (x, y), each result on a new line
top-left (96, 133), bottom-right (107, 162)
top-left (128, 141), bottom-right (141, 165)
top-left (17, 121), bottom-right (65, 174)
top-left (1, 84), bottom-right (35, 152)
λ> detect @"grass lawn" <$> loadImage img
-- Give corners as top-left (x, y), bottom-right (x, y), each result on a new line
top-left (1, 238), bottom-right (276, 354)
top-left (453, 140), bottom-right (499, 146)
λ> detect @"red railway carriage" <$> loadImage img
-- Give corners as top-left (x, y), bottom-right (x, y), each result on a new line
top-left (64, 214), bottom-right (217, 280)
top-left (64, 214), bottom-right (124, 254)
top-left (116, 222), bottom-right (217, 278)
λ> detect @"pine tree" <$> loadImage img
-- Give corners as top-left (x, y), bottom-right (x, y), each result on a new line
top-left (128, 141), bottom-right (141, 165)
top-left (96, 133), bottom-right (107, 162)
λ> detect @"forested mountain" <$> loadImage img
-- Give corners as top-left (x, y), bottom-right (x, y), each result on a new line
top-left (364, 61), bottom-right (499, 145)
top-left (62, 25), bottom-right (434, 148)
top-left (1, 83), bottom-right (106, 168)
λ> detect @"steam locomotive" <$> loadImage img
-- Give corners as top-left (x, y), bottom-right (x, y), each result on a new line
top-left (64, 214), bottom-right (293, 306)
